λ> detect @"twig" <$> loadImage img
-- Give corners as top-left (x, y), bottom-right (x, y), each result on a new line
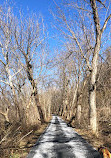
top-left (0, 126), bottom-right (12, 144)
top-left (17, 130), bottom-right (33, 143)
top-left (0, 80), bottom-right (10, 86)
top-left (11, 67), bottom-right (23, 79)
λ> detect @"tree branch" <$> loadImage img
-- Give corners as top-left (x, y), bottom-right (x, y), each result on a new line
top-left (62, 17), bottom-right (92, 71)
top-left (0, 59), bottom-right (6, 66)
top-left (75, 4), bottom-right (92, 13)
top-left (0, 80), bottom-right (10, 86)
top-left (11, 68), bottom-right (23, 79)
top-left (101, 14), bottom-right (111, 34)
top-left (90, 0), bottom-right (101, 36)
top-left (96, 0), bottom-right (106, 8)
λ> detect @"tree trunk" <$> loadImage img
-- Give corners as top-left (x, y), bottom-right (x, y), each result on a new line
top-left (89, 0), bottom-right (102, 134)
top-left (6, 66), bottom-right (21, 121)
top-left (89, 50), bottom-right (99, 134)
top-left (75, 91), bottom-right (82, 124)
top-left (31, 81), bottom-right (45, 123)
top-left (76, 104), bottom-right (81, 124)
top-left (72, 83), bottom-right (78, 107)
top-left (26, 59), bottom-right (45, 123)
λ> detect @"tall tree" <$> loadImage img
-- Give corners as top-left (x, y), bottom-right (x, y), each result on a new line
top-left (53, 0), bottom-right (111, 133)
top-left (0, 6), bottom-right (23, 121)
top-left (89, 0), bottom-right (111, 133)
top-left (0, 4), bottom-right (47, 124)
top-left (14, 13), bottom-right (46, 123)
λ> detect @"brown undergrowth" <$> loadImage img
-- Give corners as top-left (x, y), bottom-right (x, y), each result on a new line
top-left (0, 118), bottom-right (51, 158)
top-left (73, 120), bottom-right (111, 153)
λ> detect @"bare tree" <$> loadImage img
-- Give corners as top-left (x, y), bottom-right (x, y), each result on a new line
top-left (89, 0), bottom-right (111, 133)
top-left (0, 6), bottom-right (23, 121)
top-left (0, 4), bottom-right (48, 124)
top-left (14, 13), bottom-right (46, 123)
top-left (52, 0), bottom-right (111, 133)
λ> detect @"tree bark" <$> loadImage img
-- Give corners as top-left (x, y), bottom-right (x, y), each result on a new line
top-left (76, 104), bottom-right (81, 124)
top-left (25, 57), bottom-right (45, 123)
top-left (5, 65), bottom-right (21, 121)
top-left (89, 0), bottom-right (102, 134)
top-left (89, 47), bottom-right (100, 133)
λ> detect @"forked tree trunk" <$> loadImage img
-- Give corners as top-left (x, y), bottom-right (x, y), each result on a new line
top-left (5, 66), bottom-right (21, 121)
top-left (89, 0), bottom-right (101, 134)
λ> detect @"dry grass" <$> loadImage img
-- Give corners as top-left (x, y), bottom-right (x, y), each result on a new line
top-left (0, 120), bottom-right (50, 158)
top-left (74, 121), bottom-right (111, 153)
top-left (65, 109), bottom-right (111, 153)
top-left (74, 128), bottom-right (103, 150)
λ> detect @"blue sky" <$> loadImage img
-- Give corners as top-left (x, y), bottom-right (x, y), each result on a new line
top-left (0, 0), bottom-right (111, 57)
top-left (0, 0), bottom-right (65, 55)
top-left (13, 0), bottom-right (54, 22)
top-left (0, 0), bottom-right (111, 88)
top-left (0, 0), bottom-right (53, 15)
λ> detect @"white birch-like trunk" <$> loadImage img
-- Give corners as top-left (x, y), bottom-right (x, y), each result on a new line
top-left (89, 45), bottom-right (100, 133)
